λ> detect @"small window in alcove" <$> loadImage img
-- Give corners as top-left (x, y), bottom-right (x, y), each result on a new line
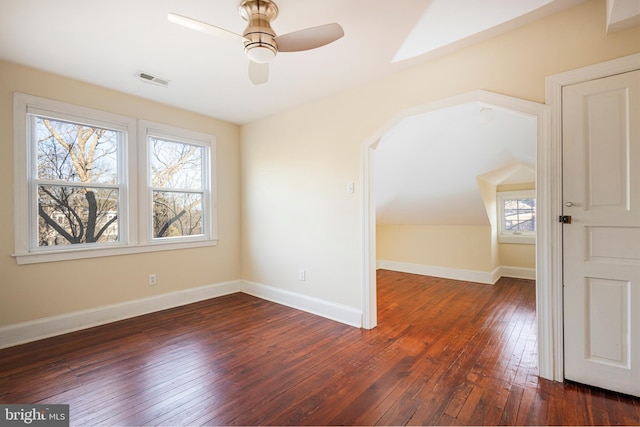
top-left (497, 190), bottom-right (536, 244)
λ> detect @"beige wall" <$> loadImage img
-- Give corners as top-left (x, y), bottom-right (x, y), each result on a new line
top-left (368, 181), bottom-right (540, 271)
top-left (477, 177), bottom-right (500, 270)
top-left (377, 224), bottom-right (536, 272)
top-left (0, 61), bottom-right (241, 327)
top-left (241, 0), bottom-right (640, 309)
top-left (377, 225), bottom-right (495, 271)
top-left (500, 243), bottom-right (536, 269)
top-left (497, 182), bottom-right (535, 192)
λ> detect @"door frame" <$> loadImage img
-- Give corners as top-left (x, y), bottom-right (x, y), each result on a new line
top-left (545, 52), bottom-right (640, 382)
top-left (360, 89), bottom-right (551, 376)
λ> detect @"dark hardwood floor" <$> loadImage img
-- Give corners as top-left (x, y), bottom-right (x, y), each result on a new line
top-left (1, 270), bottom-right (639, 425)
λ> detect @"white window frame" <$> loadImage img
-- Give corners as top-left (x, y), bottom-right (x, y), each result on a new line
top-left (497, 190), bottom-right (536, 244)
top-left (13, 93), bottom-right (218, 265)
top-left (27, 108), bottom-right (130, 252)
top-left (139, 120), bottom-right (217, 246)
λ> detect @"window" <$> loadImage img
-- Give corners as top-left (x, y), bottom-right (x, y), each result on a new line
top-left (497, 190), bottom-right (536, 244)
top-left (34, 116), bottom-right (125, 248)
top-left (142, 121), bottom-right (214, 243)
top-left (14, 94), bottom-right (217, 264)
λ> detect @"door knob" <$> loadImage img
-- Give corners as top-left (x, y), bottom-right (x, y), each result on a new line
top-left (565, 202), bottom-right (574, 207)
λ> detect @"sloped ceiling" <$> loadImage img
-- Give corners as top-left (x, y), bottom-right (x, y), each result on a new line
top-left (375, 102), bottom-right (537, 226)
top-left (606, 0), bottom-right (640, 33)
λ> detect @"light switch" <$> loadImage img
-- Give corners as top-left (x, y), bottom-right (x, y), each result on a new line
top-left (347, 181), bottom-right (355, 194)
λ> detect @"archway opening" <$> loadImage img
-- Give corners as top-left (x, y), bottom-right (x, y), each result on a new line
top-left (361, 90), bottom-right (552, 379)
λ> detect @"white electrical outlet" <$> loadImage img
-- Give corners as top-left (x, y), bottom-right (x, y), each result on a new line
top-left (148, 273), bottom-right (157, 286)
top-left (298, 269), bottom-right (306, 281)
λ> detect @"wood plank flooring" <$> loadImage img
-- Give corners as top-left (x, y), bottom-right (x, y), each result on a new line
top-left (1, 270), bottom-right (639, 425)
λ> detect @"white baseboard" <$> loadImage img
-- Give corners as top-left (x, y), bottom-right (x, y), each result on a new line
top-left (377, 260), bottom-right (536, 284)
top-left (240, 281), bottom-right (362, 328)
top-left (2, 264), bottom-right (534, 349)
top-left (0, 280), bottom-right (242, 349)
top-left (0, 280), bottom-right (364, 349)
top-left (497, 265), bottom-right (537, 280)
top-left (377, 260), bottom-right (497, 284)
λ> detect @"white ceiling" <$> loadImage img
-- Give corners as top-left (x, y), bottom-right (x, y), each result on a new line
top-left (375, 103), bottom-right (537, 226)
top-left (0, 0), bottom-right (584, 124)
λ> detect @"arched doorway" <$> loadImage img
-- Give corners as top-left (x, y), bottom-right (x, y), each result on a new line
top-left (361, 90), bottom-right (554, 379)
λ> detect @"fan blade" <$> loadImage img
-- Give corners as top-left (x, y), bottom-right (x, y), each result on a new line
top-left (275, 23), bottom-right (344, 52)
top-left (248, 61), bottom-right (269, 85)
top-left (167, 13), bottom-right (245, 42)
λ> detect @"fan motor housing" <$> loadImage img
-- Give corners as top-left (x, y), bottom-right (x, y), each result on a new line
top-left (240, 0), bottom-right (278, 63)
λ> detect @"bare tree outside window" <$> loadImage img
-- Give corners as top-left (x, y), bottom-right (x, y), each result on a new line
top-left (36, 117), bottom-right (120, 246)
top-left (503, 198), bottom-right (536, 232)
top-left (150, 137), bottom-right (205, 238)
top-left (16, 95), bottom-right (217, 262)
top-left (35, 119), bottom-right (208, 245)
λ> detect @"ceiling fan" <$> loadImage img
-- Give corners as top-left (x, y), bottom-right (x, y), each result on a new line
top-left (168, 0), bottom-right (344, 85)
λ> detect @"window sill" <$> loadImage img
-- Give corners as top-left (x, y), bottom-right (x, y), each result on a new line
top-left (498, 234), bottom-right (535, 245)
top-left (13, 239), bottom-right (218, 265)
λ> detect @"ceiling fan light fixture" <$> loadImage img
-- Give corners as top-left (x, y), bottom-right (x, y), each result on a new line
top-left (168, 0), bottom-right (343, 85)
top-left (245, 44), bottom-right (277, 63)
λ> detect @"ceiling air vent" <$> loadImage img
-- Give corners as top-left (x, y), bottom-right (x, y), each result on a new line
top-left (136, 72), bottom-right (169, 88)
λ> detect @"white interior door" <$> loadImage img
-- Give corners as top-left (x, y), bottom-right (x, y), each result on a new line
top-left (562, 70), bottom-right (640, 397)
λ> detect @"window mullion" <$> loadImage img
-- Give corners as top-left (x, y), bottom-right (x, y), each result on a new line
top-left (34, 180), bottom-right (122, 190)
top-left (150, 187), bottom-right (204, 194)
